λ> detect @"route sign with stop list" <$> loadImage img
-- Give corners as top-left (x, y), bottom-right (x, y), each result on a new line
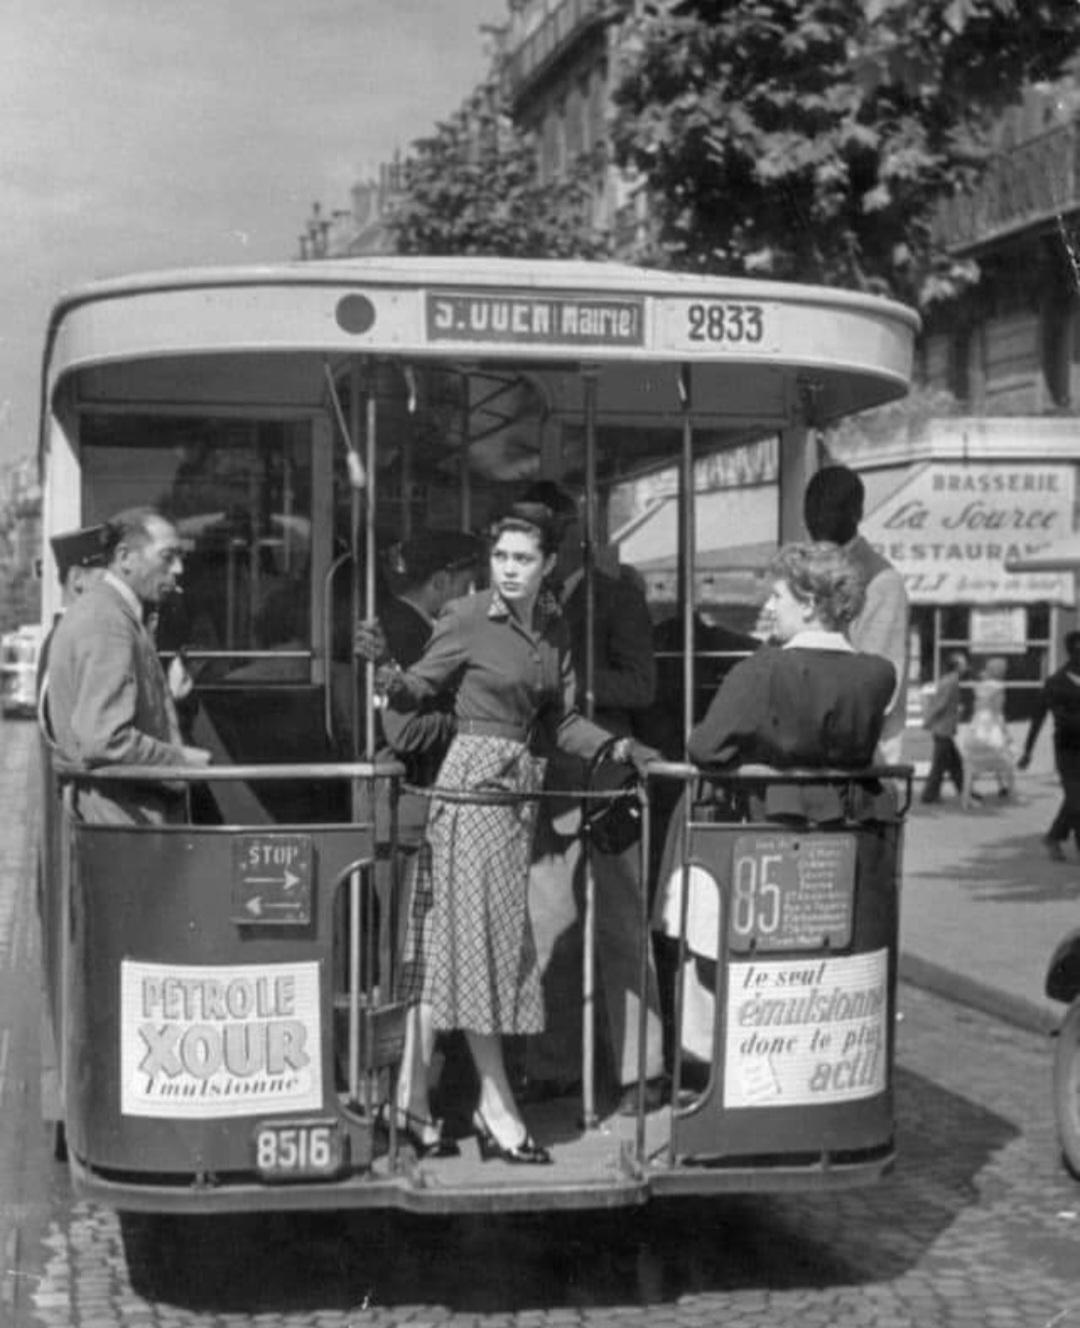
top-left (232, 834), bottom-right (313, 926)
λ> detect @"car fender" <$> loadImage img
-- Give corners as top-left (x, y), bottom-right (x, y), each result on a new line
top-left (1046, 929), bottom-right (1080, 1004)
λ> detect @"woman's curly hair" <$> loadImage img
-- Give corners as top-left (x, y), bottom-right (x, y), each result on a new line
top-left (491, 502), bottom-right (562, 557)
top-left (767, 541), bottom-right (866, 632)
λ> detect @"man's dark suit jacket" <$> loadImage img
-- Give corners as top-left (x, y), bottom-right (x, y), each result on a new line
top-left (551, 566), bottom-right (656, 788)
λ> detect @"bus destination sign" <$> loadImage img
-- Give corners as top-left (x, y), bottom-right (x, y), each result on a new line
top-left (232, 833), bottom-right (313, 926)
top-left (426, 290), bottom-right (645, 347)
top-left (728, 832), bottom-right (855, 953)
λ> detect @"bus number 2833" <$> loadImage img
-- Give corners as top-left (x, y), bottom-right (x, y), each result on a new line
top-left (687, 302), bottom-right (765, 345)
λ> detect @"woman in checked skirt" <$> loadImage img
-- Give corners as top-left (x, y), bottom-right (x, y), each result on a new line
top-left (356, 503), bottom-right (651, 1163)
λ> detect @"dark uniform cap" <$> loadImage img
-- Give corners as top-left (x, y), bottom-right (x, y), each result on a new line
top-left (50, 524), bottom-right (109, 580)
top-left (519, 480), bottom-right (578, 521)
top-left (394, 531), bottom-right (484, 586)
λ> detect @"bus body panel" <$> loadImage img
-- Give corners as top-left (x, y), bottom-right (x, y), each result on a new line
top-left (673, 819), bottom-right (900, 1162)
top-left (65, 822), bottom-right (372, 1177)
top-left (35, 257), bottom-right (918, 1214)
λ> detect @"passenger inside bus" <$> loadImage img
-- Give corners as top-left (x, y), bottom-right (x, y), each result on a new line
top-left (37, 523), bottom-right (110, 730)
top-left (355, 503), bottom-right (655, 1163)
top-left (518, 480), bottom-right (666, 1115)
top-left (652, 541), bottom-right (897, 1065)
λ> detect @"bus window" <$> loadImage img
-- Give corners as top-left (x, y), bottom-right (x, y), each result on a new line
top-left (79, 415), bottom-right (313, 674)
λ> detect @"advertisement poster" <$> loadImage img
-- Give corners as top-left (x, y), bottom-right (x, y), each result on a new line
top-left (861, 463), bottom-right (1075, 605)
top-left (724, 949), bottom-right (888, 1109)
top-left (120, 959), bottom-right (323, 1119)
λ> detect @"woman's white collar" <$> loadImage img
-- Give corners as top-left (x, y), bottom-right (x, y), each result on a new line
top-left (782, 629), bottom-right (854, 652)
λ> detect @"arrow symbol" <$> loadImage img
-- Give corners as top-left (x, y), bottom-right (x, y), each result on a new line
top-left (245, 896), bottom-right (301, 917)
top-left (245, 869), bottom-right (301, 890)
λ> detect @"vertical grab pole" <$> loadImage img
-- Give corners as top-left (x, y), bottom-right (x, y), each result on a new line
top-left (581, 366), bottom-right (599, 1129)
top-left (365, 389), bottom-right (378, 763)
top-left (347, 360), bottom-right (363, 1107)
top-left (459, 371), bottom-right (472, 530)
top-left (363, 382), bottom-right (379, 1116)
top-left (670, 365), bottom-right (695, 1141)
top-left (635, 779), bottom-right (651, 1162)
top-left (679, 364), bottom-right (695, 760)
top-left (346, 358), bottom-right (372, 1108)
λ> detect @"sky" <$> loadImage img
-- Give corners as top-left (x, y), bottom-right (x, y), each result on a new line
top-left (0, 0), bottom-right (510, 468)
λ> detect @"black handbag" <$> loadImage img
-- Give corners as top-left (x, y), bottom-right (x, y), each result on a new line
top-left (584, 749), bottom-right (642, 855)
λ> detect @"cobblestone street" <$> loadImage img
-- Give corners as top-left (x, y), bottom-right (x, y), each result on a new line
top-left (9, 985), bottom-right (1080, 1326)
top-left (2, 709), bottom-right (1080, 1325)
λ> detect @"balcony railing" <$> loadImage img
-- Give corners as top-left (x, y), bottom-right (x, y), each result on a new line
top-left (503, 0), bottom-right (609, 101)
top-left (933, 116), bottom-right (1080, 254)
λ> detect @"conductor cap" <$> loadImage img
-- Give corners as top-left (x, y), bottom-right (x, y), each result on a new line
top-left (50, 524), bottom-right (109, 580)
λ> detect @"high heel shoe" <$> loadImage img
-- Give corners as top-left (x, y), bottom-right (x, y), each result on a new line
top-left (377, 1104), bottom-right (460, 1158)
top-left (472, 1111), bottom-right (552, 1165)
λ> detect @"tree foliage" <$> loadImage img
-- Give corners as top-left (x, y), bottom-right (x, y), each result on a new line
top-left (388, 81), bottom-right (611, 260)
top-left (608, 0), bottom-right (1080, 307)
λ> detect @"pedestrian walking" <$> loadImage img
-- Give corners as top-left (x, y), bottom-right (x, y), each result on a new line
top-left (1018, 631), bottom-right (1080, 860)
top-left (921, 651), bottom-right (969, 805)
top-left (960, 656), bottom-right (1015, 807)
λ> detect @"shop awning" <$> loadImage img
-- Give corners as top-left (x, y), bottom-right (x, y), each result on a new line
top-left (1005, 532), bottom-right (1080, 572)
top-left (615, 486), bottom-right (777, 569)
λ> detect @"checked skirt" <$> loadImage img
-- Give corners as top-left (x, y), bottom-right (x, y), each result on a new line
top-left (405, 733), bottom-right (547, 1035)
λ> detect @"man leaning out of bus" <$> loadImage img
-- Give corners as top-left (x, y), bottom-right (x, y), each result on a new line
top-left (45, 506), bottom-right (210, 826)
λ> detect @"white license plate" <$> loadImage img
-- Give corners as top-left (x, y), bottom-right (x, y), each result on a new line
top-left (253, 1118), bottom-right (346, 1182)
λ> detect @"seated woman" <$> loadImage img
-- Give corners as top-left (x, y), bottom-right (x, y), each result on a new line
top-left (652, 541), bottom-right (897, 1065)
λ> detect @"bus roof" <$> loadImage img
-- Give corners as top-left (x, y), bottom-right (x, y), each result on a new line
top-left (46, 255), bottom-right (922, 325)
top-left (41, 256), bottom-right (920, 475)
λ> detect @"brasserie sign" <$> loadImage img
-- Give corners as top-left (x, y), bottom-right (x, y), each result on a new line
top-left (861, 463), bottom-right (1076, 605)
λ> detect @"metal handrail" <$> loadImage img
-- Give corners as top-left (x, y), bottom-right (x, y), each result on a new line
top-left (398, 780), bottom-right (641, 807)
top-left (54, 757), bottom-right (913, 791)
top-left (646, 761), bottom-right (915, 784)
top-left (52, 760), bottom-right (405, 783)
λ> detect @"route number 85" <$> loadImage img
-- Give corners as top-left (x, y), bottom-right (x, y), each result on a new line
top-left (731, 853), bottom-right (783, 937)
top-left (687, 302), bottom-right (764, 344)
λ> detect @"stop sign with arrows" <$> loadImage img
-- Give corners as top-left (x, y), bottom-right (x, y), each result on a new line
top-left (231, 833), bottom-right (313, 926)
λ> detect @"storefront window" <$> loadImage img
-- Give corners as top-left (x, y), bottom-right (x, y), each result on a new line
top-left (1028, 602), bottom-right (1051, 640)
top-left (909, 601), bottom-right (1055, 722)
top-left (939, 605), bottom-right (969, 640)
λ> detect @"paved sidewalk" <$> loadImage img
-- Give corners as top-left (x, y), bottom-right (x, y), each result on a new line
top-left (899, 748), bottom-right (1080, 1035)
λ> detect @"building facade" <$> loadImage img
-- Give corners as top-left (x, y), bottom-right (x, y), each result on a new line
top-left (846, 79), bottom-right (1080, 719)
top-left (304, 12), bottom-right (1080, 720)
top-left (0, 455), bottom-right (42, 634)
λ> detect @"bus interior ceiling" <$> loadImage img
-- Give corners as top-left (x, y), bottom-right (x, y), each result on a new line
top-left (65, 347), bottom-right (900, 491)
